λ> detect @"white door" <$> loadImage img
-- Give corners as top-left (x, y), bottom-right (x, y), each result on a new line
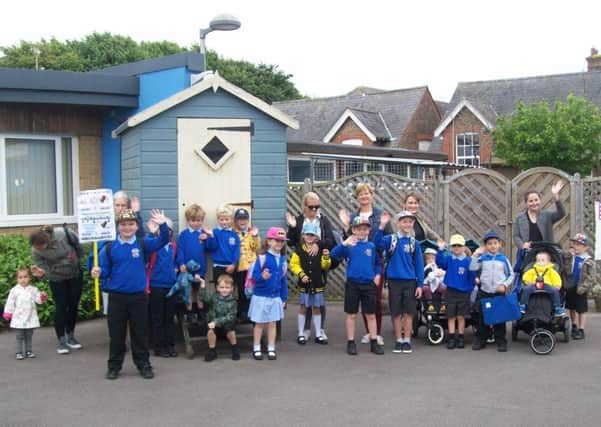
top-left (177, 118), bottom-right (252, 229)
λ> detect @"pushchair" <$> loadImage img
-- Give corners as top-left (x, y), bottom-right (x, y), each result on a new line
top-left (511, 242), bottom-right (572, 355)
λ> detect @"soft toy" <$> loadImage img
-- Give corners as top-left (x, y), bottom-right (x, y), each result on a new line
top-left (166, 260), bottom-right (201, 306)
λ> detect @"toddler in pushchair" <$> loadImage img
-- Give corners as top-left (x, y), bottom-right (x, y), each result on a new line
top-left (512, 242), bottom-right (571, 355)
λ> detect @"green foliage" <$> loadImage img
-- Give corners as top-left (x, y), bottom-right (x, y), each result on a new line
top-left (492, 95), bottom-right (601, 174)
top-left (0, 235), bottom-right (99, 329)
top-left (0, 33), bottom-right (304, 102)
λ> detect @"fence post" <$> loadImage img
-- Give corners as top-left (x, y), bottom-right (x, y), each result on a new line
top-left (571, 173), bottom-right (582, 236)
top-left (303, 178), bottom-right (312, 195)
top-left (434, 173), bottom-right (444, 237)
top-left (443, 177), bottom-right (450, 239)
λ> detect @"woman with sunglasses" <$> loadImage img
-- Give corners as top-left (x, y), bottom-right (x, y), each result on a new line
top-left (286, 192), bottom-right (336, 341)
top-left (338, 183), bottom-right (393, 346)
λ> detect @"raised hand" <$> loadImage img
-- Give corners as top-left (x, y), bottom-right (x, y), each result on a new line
top-left (338, 209), bottom-right (351, 228)
top-left (343, 235), bottom-right (358, 247)
top-left (437, 239), bottom-right (446, 250)
top-left (474, 246), bottom-right (485, 256)
top-left (380, 211), bottom-right (391, 228)
top-left (149, 209), bottom-right (166, 225)
top-left (250, 226), bottom-right (259, 237)
top-left (285, 212), bottom-right (297, 228)
top-left (551, 180), bottom-right (565, 199)
top-left (146, 219), bottom-right (159, 234)
top-left (130, 196), bottom-right (141, 213)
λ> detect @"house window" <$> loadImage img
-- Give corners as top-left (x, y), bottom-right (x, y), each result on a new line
top-left (365, 162), bottom-right (384, 172)
top-left (341, 139), bottom-right (363, 146)
top-left (456, 133), bottom-right (480, 166)
top-left (1, 134), bottom-right (78, 226)
top-left (343, 161), bottom-right (363, 177)
top-left (385, 163), bottom-right (409, 177)
top-left (288, 159), bottom-right (335, 183)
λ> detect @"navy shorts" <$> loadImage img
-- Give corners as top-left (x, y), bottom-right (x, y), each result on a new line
top-left (344, 281), bottom-right (377, 314)
top-left (388, 279), bottom-right (417, 317)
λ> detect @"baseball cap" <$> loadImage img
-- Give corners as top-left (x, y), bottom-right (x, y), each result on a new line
top-left (449, 234), bottom-right (466, 246)
top-left (266, 227), bottom-right (287, 241)
top-left (483, 230), bottom-right (501, 243)
top-left (395, 210), bottom-right (416, 221)
top-left (302, 223), bottom-right (319, 235)
top-left (351, 216), bottom-right (371, 228)
top-left (424, 248), bottom-right (437, 255)
top-left (570, 233), bottom-right (589, 246)
top-left (234, 208), bottom-right (250, 219)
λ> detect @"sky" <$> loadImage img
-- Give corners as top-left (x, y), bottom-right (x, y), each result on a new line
top-left (1, 0), bottom-right (600, 102)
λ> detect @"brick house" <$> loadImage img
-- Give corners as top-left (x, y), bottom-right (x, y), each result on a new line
top-left (434, 49), bottom-right (601, 175)
top-left (275, 86), bottom-right (450, 182)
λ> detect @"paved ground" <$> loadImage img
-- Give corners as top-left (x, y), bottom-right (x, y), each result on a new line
top-left (0, 303), bottom-right (600, 427)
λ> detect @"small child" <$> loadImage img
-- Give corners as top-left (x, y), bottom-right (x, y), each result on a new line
top-left (200, 274), bottom-right (240, 362)
top-left (422, 248), bottom-right (446, 313)
top-left (290, 223), bottom-right (331, 345)
top-left (373, 211), bottom-right (423, 354)
top-left (563, 233), bottom-right (595, 340)
top-left (469, 231), bottom-right (514, 352)
top-left (147, 217), bottom-right (178, 358)
top-left (208, 204), bottom-right (241, 283)
top-left (92, 209), bottom-right (170, 380)
top-left (332, 217), bottom-right (384, 356)
top-left (3, 268), bottom-right (48, 359)
top-left (520, 250), bottom-right (564, 316)
top-left (232, 208), bottom-right (260, 322)
top-left (176, 204), bottom-right (210, 310)
top-left (436, 235), bottom-right (475, 350)
top-left (248, 227), bottom-right (288, 360)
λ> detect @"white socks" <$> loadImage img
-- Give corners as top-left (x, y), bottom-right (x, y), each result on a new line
top-left (313, 314), bottom-right (322, 338)
top-left (297, 314), bottom-right (306, 337)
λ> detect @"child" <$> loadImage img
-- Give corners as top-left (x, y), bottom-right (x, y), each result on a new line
top-left (436, 235), bottom-right (475, 350)
top-left (373, 211), bottom-right (423, 354)
top-left (331, 217), bottom-right (384, 356)
top-left (423, 248), bottom-right (446, 313)
top-left (520, 250), bottom-right (564, 316)
top-left (563, 233), bottom-right (595, 339)
top-left (147, 217), bottom-right (178, 358)
top-left (233, 207), bottom-right (260, 322)
top-left (290, 223), bottom-right (331, 345)
top-left (208, 204), bottom-right (240, 283)
top-left (469, 231), bottom-right (514, 352)
top-left (91, 209), bottom-right (169, 380)
top-left (2, 268), bottom-right (48, 359)
top-left (199, 274), bottom-right (240, 362)
top-left (248, 227), bottom-right (288, 360)
top-left (176, 204), bottom-right (211, 310)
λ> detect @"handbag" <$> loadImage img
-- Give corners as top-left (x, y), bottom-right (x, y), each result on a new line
top-left (480, 293), bottom-right (521, 326)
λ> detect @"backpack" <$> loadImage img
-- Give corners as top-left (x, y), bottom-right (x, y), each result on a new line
top-left (384, 234), bottom-right (416, 270)
top-left (62, 223), bottom-right (83, 260)
top-left (146, 241), bottom-right (177, 294)
top-left (104, 238), bottom-right (146, 273)
top-left (244, 254), bottom-right (288, 297)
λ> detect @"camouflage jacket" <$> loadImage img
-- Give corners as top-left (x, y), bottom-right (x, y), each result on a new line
top-left (562, 252), bottom-right (596, 294)
top-left (199, 287), bottom-right (237, 327)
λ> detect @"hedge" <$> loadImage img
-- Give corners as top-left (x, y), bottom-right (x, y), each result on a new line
top-left (0, 234), bottom-right (100, 329)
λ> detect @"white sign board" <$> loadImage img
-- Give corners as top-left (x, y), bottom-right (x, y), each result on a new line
top-left (595, 201), bottom-right (601, 261)
top-left (77, 189), bottom-right (116, 243)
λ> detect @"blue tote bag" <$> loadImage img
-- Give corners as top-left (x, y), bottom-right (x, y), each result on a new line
top-left (480, 293), bottom-right (521, 326)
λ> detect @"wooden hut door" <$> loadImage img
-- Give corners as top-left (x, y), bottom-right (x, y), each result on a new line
top-left (177, 118), bottom-right (251, 229)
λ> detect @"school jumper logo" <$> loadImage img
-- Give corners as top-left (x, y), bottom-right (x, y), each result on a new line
top-left (403, 244), bottom-right (411, 253)
top-left (131, 248), bottom-right (141, 258)
top-left (365, 248), bottom-right (372, 257)
top-left (229, 237), bottom-right (236, 246)
top-left (458, 267), bottom-right (465, 275)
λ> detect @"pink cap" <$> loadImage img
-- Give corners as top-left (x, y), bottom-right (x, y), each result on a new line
top-left (266, 227), bottom-right (287, 241)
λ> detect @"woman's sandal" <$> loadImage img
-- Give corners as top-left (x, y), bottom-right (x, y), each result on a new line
top-left (253, 351), bottom-right (263, 360)
top-left (267, 350), bottom-right (277, 360)
top-left (297, 335), bottom-right (307, 345)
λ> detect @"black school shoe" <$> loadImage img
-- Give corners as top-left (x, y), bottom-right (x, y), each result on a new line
top-left (167, 346), bottom-right (178, 357)
top-left (347, 340), bottom-right (358, 355)
top-left (447, 337), bottom-right (457, 350)
top-left (231, 345), bottom-right (240, 361)
top-left (138, 365), bottom-right (154, 379)
top-left (497, 341), bottom-right (508, 352)
top-left (370, 339), bottom-right (384, 355)
top-left (105, 369), bottom-right (120, 380)
top-left (154, 348), bottom-right (170, 358)
top-left (472, 341), bottom-right (486, 351)
top-left (205, 348), bottom-right (218, 362)
top-left (456, 335), bottom-right (465, 349)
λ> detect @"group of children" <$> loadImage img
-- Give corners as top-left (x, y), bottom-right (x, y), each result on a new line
top-left (2, 200), bottom-right (595, 374)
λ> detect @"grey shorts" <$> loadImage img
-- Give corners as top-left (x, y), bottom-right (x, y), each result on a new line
top-left (445, 288), bottom-right (471, 317)
top-left (388, 279), bottom-right (417, 317)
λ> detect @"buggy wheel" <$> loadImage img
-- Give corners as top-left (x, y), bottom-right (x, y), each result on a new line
top-left (511, 321), bottom-right (518, 342)
top-left (427, 323), bottom-right (444, 345)
top-left (530, 329), bottom-right (555, 355)
top-left (563, 317), bottom-right (572, 343)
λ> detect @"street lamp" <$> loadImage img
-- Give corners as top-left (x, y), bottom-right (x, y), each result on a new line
top-left (199, 14), bottom-right (241, 72)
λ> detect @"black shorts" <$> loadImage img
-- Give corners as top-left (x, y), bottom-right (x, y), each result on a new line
top-left (344, 281), bottom-right (377, 314)
top-left (565, 287), bottom-right (588, 313)
top-left (445, 288), bottom-right (471, 317)
top-left (388, 279), bottom-right (417, 317)
top-left (213, 322), bottom-right (237, 337)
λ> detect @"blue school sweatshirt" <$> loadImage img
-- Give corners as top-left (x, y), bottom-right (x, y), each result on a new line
top-left (373, 230), bottom-right (424, 286)
top-left (149, 242), bottom-right (177, 289)
top-left (208, 228), bottom-right (240, 266)
top-left (99, 223), bottom-right (169, 294)
top-left (331, 240), bottom-right (382, 284)
top-left (176, 228), bottom-right (210, 277)
top-left (251, 251), bottom-right (288, 302)
top-left (435, 251), bottom-right (474, 293)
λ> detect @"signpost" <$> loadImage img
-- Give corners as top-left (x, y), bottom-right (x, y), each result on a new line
top-left (595, 201), bottom-right (601, 261)
top-left (77, 189), bottom-right (116, 311)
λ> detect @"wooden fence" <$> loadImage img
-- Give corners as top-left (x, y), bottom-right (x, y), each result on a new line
top-left (287, 167), bottom-right (599, 299)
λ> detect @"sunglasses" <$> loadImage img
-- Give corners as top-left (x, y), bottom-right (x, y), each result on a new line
top-left (306, 205), bottom-right (320, 210)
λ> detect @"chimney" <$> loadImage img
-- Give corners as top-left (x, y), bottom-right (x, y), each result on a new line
top-left (586, 47), bottom-right (601, 72)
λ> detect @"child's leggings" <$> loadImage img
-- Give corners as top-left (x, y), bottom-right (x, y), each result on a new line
top-left (15, 328), bottom-right (33, 354)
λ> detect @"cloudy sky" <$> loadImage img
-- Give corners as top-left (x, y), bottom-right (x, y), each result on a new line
top-left (1, 0), bottom-right (599, 101)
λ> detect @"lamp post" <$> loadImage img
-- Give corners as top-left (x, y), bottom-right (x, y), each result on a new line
top-left (199, 14), bottom-right (241, 72)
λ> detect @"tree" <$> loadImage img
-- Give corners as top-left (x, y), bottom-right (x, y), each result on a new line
top-left (0, 33), bottom-right (304, 103)
top-left (492, 95), bottom-right (601, 174)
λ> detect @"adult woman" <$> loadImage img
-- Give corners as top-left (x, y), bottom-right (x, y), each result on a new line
top-left (403, 193), bottom-right (440, 241)
top-left (286, 192), bottom-right (336, 341)
top-left (30, 225), bottom-right (83, 355)
top-left (513, 180), bottom-right (565, 250)
top-left (339, 183), bottom-right (393, 345)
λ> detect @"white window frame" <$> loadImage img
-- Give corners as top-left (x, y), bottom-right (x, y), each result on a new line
top-left (0, 133), bottom-right (79, 227)
top-left (341, 139), bottom-right (363, 146)
top-left (455, 132), bottom-right (480, 166)
top-left (287, 156), bottom-right (336, 183)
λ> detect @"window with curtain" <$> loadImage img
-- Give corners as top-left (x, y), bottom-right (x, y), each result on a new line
top-left (455, 133), bottom-right (480, 166)
top-left (1, 135), bottom-right (76, 222)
